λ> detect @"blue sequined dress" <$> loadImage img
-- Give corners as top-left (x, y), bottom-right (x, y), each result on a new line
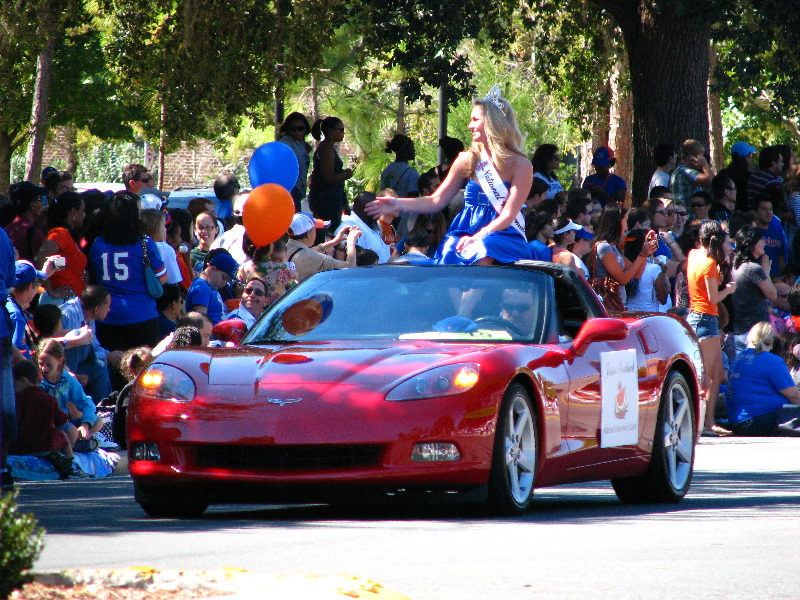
top-left (433, 179), bottom-right (532, 264)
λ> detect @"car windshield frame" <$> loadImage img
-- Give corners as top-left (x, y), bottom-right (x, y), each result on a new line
top-left (243, 265), bottom-right (559, 346)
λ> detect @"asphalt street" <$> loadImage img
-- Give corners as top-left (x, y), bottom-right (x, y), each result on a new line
top-left (11, 436), bottom-right (800, 600)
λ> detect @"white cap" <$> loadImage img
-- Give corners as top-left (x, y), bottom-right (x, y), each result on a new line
top-left (553, 219), bottom-right (582, 235)
top-left (289, 212), bottom-right (319, 236)
top-left (140, 194), bottom-right (165, 211)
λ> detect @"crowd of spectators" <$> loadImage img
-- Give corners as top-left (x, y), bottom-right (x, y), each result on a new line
top-left (3, 109), bottom-right (800, 490)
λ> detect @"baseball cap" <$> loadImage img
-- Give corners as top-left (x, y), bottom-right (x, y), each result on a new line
top-left (731, 141), bottom-right (757, 157)
top-left (289, 212), bottom-right (325, 236)
top-left (233, 193), bottom-right (249, 217)
top-left (14, 260), bottom-right (47, 287)
top-left (41, 166), bottom-right (57, 180)
top-left (553, 219), bottom-right (583, 235)
top-left (592, 146), bottom-right (615, 167)
top-left (208, 252), bottom-right (240, 281)
top-left (575, 227), bottom-right (594, 240)
top-left (140, 193), bottom-right (166, 211)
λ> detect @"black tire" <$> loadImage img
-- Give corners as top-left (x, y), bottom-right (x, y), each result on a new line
top-left (612, 370), bottom-right (696, 504)
top-left (487, 383), bottom-right (538, 515)
top-left (135, 484), bottom-right (208, 518)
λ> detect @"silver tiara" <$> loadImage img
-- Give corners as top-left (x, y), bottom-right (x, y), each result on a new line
top-left (483, 85), bottom-right (505, 111)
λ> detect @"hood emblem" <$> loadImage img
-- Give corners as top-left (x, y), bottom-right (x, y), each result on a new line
top-left (265, 397), bottom-right (302, 407)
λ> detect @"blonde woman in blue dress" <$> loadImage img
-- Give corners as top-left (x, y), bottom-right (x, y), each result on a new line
top-left (366, 87), bottom-right (533, 265)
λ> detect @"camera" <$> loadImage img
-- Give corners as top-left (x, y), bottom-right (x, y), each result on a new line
top-left (52, 256), bottom-right (66, 269)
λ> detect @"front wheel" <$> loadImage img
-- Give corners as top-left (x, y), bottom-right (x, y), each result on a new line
top-left (487, 383), bottom-right (538, 515)
top-left (612, 370), bottom-right (696, 503)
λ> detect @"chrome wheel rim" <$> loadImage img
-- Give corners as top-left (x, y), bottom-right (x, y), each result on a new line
top-left (503, 393), bottom-right (536, 504)
top-left (663, 379), bottom-right (694, 491)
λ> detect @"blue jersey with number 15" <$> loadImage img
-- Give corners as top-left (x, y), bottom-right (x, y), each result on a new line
top-left (90, 236), bottom-right (167, 326)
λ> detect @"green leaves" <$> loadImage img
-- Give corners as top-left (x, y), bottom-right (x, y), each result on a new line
top-left (0, 489), bottom-right (45, 599)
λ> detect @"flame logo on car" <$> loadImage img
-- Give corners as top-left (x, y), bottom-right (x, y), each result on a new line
top-left (265, 398), bottom-right (302, 407)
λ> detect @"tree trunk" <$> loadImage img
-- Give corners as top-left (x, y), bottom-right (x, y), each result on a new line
top-left (0, 130), bottom-right (15, 192)
top-left (159, 95), bottom-right (167, 191)
top-left (608, 45), bottom-right (633, 205)
top-left (397, 82), bottom-right (406, 134)
top-left (64, 126), bottom-right (78, 174)
top-left (599, 1), bottom-right (712, 204)
top-left (24, 37), bottom-right (56, 183)
top-left (708, 43), bottom-right (724, 172)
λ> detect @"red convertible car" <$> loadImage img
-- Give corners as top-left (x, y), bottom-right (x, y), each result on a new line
top-left (127, 263), bottom-right (704, 517)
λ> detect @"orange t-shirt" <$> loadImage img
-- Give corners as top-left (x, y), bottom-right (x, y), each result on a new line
top-left (686, 248), bottom-right (719, 316)
top-left (47, 227), bottom-right (87, 296)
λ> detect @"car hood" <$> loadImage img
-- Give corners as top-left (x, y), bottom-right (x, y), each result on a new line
top-left (205, 342), bottom-right (488, 390)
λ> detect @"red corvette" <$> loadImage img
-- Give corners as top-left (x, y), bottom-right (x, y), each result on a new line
top-left (127, 263), bottom-right (704, 517)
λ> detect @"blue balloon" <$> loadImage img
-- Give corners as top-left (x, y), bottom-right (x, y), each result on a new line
top-left (248, 142), bottom-right (300, 192)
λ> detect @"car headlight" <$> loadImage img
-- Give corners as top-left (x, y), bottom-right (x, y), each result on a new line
top-left (386, 363), bottom-right (479, 401)
top-left (134, 364), bottom-right (196, 402)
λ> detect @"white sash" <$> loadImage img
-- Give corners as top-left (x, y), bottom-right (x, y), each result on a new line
top-left (474, 150), bottom-right (526, 237)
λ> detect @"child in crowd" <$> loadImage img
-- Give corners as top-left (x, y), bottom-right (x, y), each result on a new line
top-left (141, 208), bottom-right (182, 285)
top-left (37, 338), bottom-right (103, 452)
top-left (10, 360), bottom-right (83, 478)
top-left (108, 346), bottom-right (153, 449)
top-left (185, 248), bottom-right (240, 324)
top-left (239, 235), bottom-right (296, 306)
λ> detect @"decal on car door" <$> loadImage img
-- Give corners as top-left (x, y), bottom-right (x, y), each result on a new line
top-left (600, 349), bottom-right (639, 447)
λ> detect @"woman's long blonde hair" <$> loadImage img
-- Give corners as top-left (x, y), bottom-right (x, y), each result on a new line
top-left (464, 96), bottom-right (526, 177)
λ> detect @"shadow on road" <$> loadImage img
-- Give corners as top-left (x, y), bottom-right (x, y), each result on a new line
top-left (13, 467), bottom-right (800, 535)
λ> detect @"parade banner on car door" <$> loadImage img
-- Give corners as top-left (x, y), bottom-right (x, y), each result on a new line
top-left (600, 349), bottom-right (639, 447)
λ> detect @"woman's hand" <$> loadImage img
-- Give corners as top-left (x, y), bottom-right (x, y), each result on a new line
top-left (365, 196), bottom-right (399, 219)
top-left (455, 230), bottom-right (485, 254)
top-left (43, 255), bottom-right (62, 278)
top-left (346, 227), bottom-right (362, 245)
top-left (761, 253), bottom-right (772, 273)
top-left (641, 234), bottom-right (658, 257)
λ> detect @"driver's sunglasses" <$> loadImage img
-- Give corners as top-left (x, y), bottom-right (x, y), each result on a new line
top-left (137, 175), bottom-right (152, 183)
top-left (502, 302), bottom-right (533, 313)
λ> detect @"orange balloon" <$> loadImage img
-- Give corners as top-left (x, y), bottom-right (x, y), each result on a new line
top-left (242, 183), bottom-right (294, 246)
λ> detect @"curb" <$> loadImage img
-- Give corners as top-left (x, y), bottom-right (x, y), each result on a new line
top-left (32, 568), bottom-right (411, 599)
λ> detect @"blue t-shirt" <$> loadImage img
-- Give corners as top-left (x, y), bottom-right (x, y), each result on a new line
top-left (582, 173), bottom-right (627, 206)
top-left (653, 236), bottom-right (672, 260)
top-left (0, 228), bottom-right (15, 338)
top-left (528, 239), bottom-right (552, 262)
top-left (726, 348), bottom-right (795, 423)
top-left (761, 215), bottom-right (788, 276)
top-left (186, 277), bottom-right (225, 324)
top-left (217, 198), bottom-right (233, 221)
top-left (90, 236), bottom-right (166, 326)
top-left (5, 299), bottom-right (31, 359)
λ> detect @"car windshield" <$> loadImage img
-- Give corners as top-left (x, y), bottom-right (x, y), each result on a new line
top-left (243, 265), bottom-right (557, 345)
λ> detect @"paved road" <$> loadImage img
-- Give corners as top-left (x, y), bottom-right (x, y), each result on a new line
top-left (13, 437), bottom-right (800, 599)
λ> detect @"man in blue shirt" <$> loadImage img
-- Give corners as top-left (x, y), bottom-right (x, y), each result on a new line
top-left (755, 193), bottom-right (788, 276)
top-left (60, 285), bottom-right (120, 403)
top-left (214, 172), bottom-right (240, 229)
top-left (186, 249), bottom-right (240, 324)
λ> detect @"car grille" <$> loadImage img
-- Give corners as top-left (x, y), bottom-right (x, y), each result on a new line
top-left (195, 444), bottom-right (384, 471)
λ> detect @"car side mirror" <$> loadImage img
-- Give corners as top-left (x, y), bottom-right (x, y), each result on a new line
top-left (570, 318), bottom-right (629, 357)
